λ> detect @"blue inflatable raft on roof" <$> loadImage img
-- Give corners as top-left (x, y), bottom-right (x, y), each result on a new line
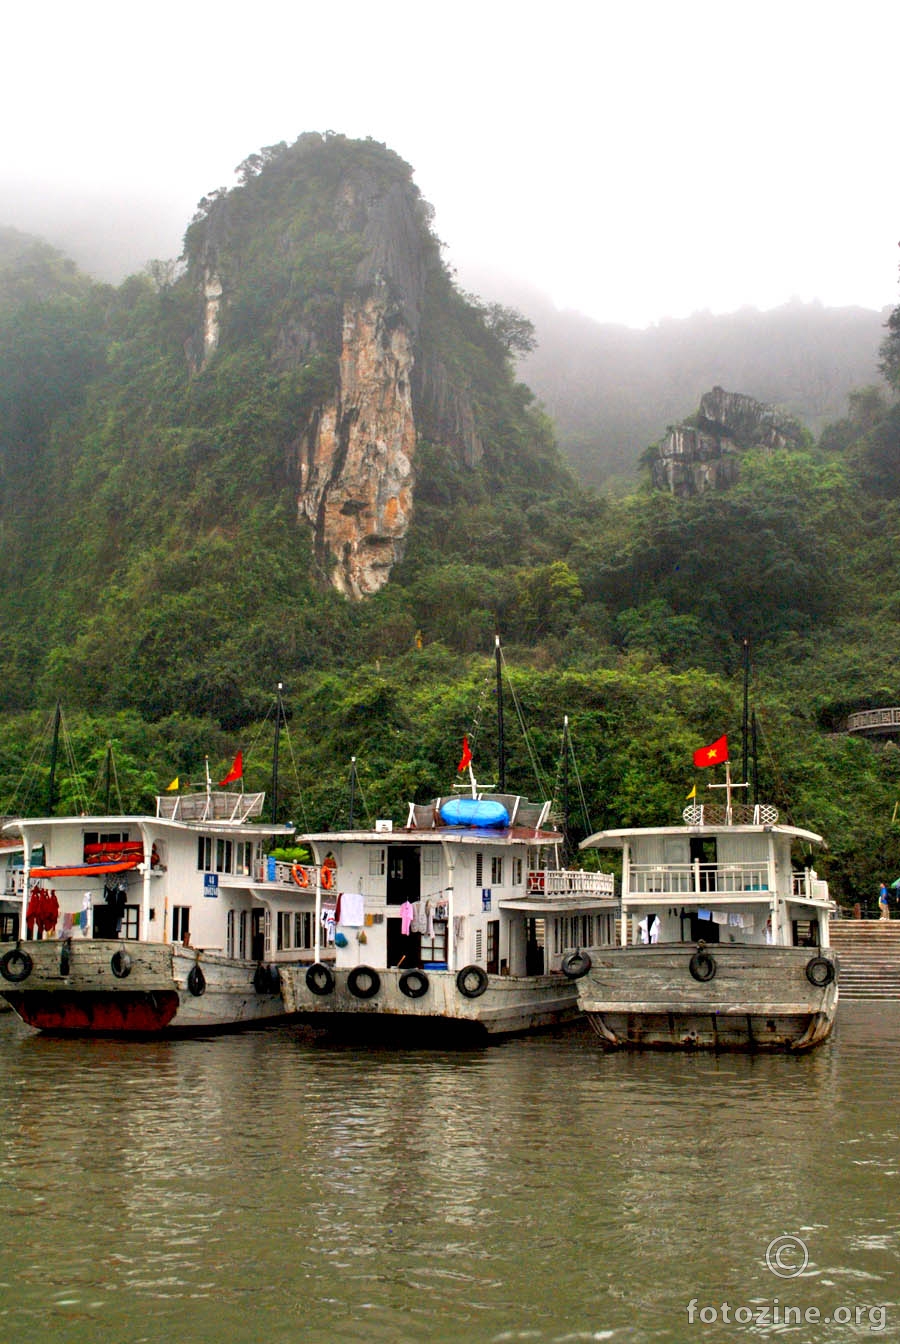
top-left (439, 797), bottom-right (509, 828)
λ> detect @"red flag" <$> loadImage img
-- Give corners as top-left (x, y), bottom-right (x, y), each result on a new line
top-left (219, 751), bottom-right (243, 786)
top-left (693, 735), bottom-right (728, 768)
top-left (457, 735), bottom-right (472, 773)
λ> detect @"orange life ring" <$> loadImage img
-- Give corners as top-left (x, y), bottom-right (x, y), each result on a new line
top-left (320, 866), bottom-right (334, 890)
top-left (291, 864), bottom-right (309, 888)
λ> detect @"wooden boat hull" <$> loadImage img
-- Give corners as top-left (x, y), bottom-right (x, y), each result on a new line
top-left (0, 940), bottom-right (287, 1035)
top-left (575, 944), bottom-right (838, 1052)
top-left (280, 966), bottom-right (582, 1040)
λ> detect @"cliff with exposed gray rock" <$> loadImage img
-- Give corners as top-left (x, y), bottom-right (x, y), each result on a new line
top-left (651, 386), bottom-right (807, 496)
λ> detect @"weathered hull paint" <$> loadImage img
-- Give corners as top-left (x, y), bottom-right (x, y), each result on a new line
top-left (576, 943), bottom-right (838, 1052)
top-left (280, 966), bottom-right (582, 1040)
top-left (0, 939), bottom-right (289, 1036)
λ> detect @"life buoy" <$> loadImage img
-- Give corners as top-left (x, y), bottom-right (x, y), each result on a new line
top-left (347, 965), bottom-right (380, 999)
top-left (456, 964), bottom-right (489, 998)
top-left (398, 969), bottom-right (429, 999)
top-left (320, 866), bottom-right (334, 891)
top-left (561, 949), bottom-right (592, 979)
top-left (689, 950), bottom-right (717, 982)
top-left (805, 955), bottom-right (835, 988)
top-left (291, 864), bottom-right (309, 887)
top-left (110, 949), bottom-right (132, 979)
top-left (306, 963), bottom-right (335, 996)
top-left (187, 964), bottom-right (206, 996)
top-left (0, 947), bottom-right (33, 983)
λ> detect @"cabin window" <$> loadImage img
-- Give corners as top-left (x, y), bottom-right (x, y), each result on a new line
top-left (83, 830), bottom-right (130, 848)
top-left (491, 856), bottom-right (503, 885)
top-left (486, 919), bottom-right (499, 971)
top-left (369, 848), bottom-right (385, 877)
top-left (475, 853), bottom-right (484, 886)
top-left (121, 905), bottom-right (139, 940)
top-left (226, 910), bottom-right (234, 957)
top-left (475, 927), bottom-right (483, 961)
top-left (239, 910), bottom-right (247, 959)
top-left (419, 920), bottom-right (447, 964)
top-left (172, 906), bottom-right (190, 942)
top-left (235, 841), bottom-right (254, 876)
top-left (197, 836), bottom-right (213, 871)
top-left (215, 838), bottom-right (233, 874)
top-left (422, 847), bottom-right (440, 878)
top-left (0, 913), bottom-right (19, 942)
top-left (512, 858), bottom-right (523, 885)
top-left (294, 911), bottom-right (314, 949)
top-left (277, 911), bottom-right (292, 950)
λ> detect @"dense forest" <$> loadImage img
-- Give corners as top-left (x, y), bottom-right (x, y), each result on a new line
top-left (1, 133), bottom-right (900, 910)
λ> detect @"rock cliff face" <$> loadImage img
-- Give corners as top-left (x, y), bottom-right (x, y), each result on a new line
top-left (652, 386), bottom-right (806, 496)
top-left (184, 135), bottom-right (487, 597)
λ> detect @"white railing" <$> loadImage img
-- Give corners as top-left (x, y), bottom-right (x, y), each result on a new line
top-left (527, 869), bottom-right (616, 898)
top-left (846, 708), bottom-right (900, 733)
top-left (629, 862), bottom-right (769, 895)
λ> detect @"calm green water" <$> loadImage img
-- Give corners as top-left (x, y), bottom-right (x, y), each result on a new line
top-left (0, 1003), bottom-right (897, 1343)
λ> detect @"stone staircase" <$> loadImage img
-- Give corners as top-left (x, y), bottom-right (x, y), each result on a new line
top-left (830, 921), bottom-right (900, 1000)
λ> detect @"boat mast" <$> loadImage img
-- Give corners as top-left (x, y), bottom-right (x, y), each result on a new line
top-left (105, 744), bottom-right (112, 814)
top-left (495, 634), bottom-right (506, 792)
top-left (47, 700), bottom-right (61, 816)
top-left (348, 756), bottom-right (357, 828)
top-left (561, 715), bottom-right (571, 861)
top-left (272, 682), bottom-right (284, 826)
top-left (742, 638), bottom-right (750, 788)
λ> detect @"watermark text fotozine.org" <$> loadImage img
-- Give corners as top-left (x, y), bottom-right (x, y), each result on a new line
top-left (685, 1237), bottom-right (887, 1333)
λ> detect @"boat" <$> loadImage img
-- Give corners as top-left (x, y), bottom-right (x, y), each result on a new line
top-left (0, 776), bottom-right (319, 1035)
top-left (567, 759), bottom-right (838, 1052)
top-left (275, 783), bottom-right (618, 1040)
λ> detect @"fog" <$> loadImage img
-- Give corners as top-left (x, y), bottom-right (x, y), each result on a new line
top-left (4, 0), bottom-right (898, 327)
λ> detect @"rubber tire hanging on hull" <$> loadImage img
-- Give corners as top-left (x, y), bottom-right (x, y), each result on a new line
top-left (688, 950), bottom-right (717, 982)
top-left (398, 969), bottom-right (429, 999)
top-left (805, 956), bottom-right (835, 987)
top-left (560, 950), bottom-right (592, 979)
top-left (110, 949), bottom-right (132, 979)
top-left (456, 964), bottom-right (489, 998)
top-left (347, 966), bottom-right (381, 999)
top-left (187, 964), bottom-right (206, 996)
top-left (0, 948), bottom-right (33, 983)
top-left (306, 963), bottom-right (335, 996)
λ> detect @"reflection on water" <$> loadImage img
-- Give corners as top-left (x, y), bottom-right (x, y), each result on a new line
top-left (0, 1004), bottom-right (898, 1343)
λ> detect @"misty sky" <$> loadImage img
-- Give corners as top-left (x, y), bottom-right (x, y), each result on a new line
top-left (5, 0), bottom-right (898, 328)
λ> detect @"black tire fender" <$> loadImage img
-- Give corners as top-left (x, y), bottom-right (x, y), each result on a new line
top-left (0, 947), bottom-right (33, 983)
top-left (561, 949), bottom-right (592, 979)
top-left (398, 969), bottom-right (429, 999)
top-left (689, 950), bottom-right (717, 982)
top-left (805, 955), bottom-right (835, 988)
top-left (187, 964), bottom-right (206, 996)
top-left (347, 965), bottom-right (381, 999)
top-left (456, 964), bottom-right (489, 998)
top-left (305, 963), bottom-right (335, 996)
top-left (110, 949), bottom-right (132, 979)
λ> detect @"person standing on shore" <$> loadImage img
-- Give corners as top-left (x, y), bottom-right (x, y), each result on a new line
top-left (879, 882), bottom-right (891, 920)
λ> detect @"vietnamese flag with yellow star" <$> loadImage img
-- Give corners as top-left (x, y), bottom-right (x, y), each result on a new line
top-left (693, 735), bottom-right (728, 768)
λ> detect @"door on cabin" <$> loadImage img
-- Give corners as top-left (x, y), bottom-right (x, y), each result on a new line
top-left (385, 846), bottom-right (421, 967)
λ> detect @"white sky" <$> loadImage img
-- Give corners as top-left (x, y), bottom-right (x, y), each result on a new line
top-left (4, 0), bottom-right (898, 328)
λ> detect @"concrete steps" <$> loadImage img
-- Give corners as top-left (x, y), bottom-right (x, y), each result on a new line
top-left (830, 922), bottom-right (900, 999)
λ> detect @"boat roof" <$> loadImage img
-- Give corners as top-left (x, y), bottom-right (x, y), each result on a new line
top-left (580, 821), bottom-right (826, 850)
top-left (297, 825), bottom-right (563, 846)
top-left (3, 795), bottom-right (293, 839)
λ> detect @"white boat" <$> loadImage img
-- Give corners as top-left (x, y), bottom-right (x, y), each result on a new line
top-left (0, 783), bottom-right (318, 1034)
top-left (276, 786), bottom-right (618, 1041)
top-left (569, 792), bottom-right (838, 1051)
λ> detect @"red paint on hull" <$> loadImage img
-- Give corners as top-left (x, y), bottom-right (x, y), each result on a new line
top-left (4, 990), bottom-right (180, 1033)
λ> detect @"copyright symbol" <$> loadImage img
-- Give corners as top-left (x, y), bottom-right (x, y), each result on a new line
top-left (765, 1235), bottom-right (809, 1278)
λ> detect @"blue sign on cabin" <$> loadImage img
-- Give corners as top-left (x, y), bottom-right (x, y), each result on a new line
top-left (482, 889), bottom-right (491, 911)
top-left (203, 873), bottom-right (219, 897)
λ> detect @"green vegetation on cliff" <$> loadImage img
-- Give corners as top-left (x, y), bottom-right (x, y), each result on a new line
top-left (1, 137), bottom-right (900, 907)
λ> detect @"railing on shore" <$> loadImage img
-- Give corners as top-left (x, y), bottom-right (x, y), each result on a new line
top-left (846, 707), bottom-right (900, 735)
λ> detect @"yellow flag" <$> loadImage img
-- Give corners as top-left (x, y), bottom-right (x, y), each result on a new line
top-left (686, 784), bottom-right (697, 800)
top-left (166, 776), bottom-right (179, 792)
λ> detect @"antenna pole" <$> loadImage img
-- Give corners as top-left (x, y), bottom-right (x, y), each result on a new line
top-left (742, 638), bottom-right (750, 788)
top-left (105, 744), bottom-right (112, 814)
top-left (562, 715), bottom-right (570, 853)
top-left (349, 756), bottom-right (356, 828)
top-left (47, 701), bottom-right (61, 816)
top-left (495, 634), bottom-right (506, 792)
top-left (272, 682), bottom-right (283, 826)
